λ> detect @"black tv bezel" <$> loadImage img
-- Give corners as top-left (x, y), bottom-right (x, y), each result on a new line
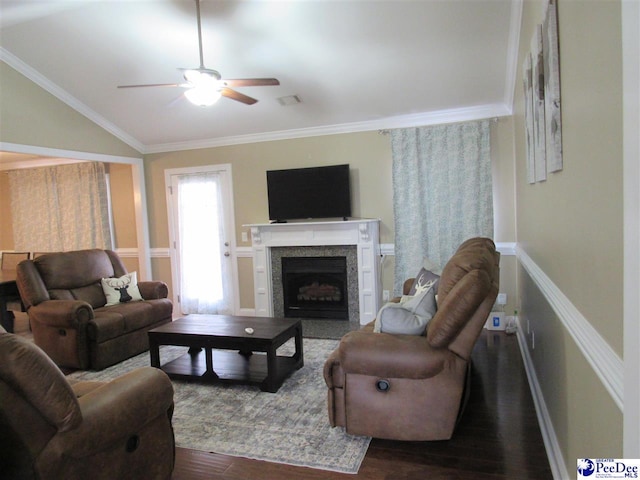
top-left (266, 164), bottom-right (351, 222)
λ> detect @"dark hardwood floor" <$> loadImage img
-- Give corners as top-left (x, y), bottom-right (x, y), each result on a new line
top-left (171, 329), bottom-right (553, 479)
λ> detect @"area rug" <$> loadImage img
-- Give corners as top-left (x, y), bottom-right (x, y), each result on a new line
top-left (67, 338), bottom-right (370, 474)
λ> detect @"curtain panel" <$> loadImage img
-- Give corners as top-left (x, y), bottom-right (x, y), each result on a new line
top-left (8, 162), bottom-right (112, 252)
top-left (391, 120), bottom-right (493, 295)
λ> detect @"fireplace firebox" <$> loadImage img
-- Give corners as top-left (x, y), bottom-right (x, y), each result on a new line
top-left (282, 256), bottom-right (348, 320)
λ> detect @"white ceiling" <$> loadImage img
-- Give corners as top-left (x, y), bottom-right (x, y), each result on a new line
top-left (0, 0), bottom-right (520, 154)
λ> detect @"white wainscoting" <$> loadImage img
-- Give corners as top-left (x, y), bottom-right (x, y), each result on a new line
top-left (515, 245), bottom-right (623, 480)
top-left (515, 324), bottom-right (568, 480)
top-left (516, 246), bottom-right (623, 410)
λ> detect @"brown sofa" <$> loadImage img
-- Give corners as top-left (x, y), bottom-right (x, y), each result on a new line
top-left (16, 249), bottom-right (172, 370)
top-left (324, 237), bottom-right (500, 441)
top-left (0, 326), bottom-right (175, 479)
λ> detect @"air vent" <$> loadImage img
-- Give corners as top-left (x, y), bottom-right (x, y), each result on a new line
top-left (277, 95), bottom-right (302, 106)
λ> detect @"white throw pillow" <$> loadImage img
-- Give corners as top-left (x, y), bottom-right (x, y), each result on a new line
top-left (373, 285), bottom-right (437, 335)
top-left (101, 271), bottom-right (143, 306)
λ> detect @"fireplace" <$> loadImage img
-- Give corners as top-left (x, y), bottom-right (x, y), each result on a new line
top-left (282, 256), bottom-right (348, 320)
top-left (247, 219), bottom-right (381, 325)
top-left (270, 245), bottom-right (359, 322)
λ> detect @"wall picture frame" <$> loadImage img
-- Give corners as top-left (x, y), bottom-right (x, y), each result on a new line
top-left (543, 0), bottom-right (563, 173)
top-left (531, 24), bottom-right (547, 183)
top-left (522, 0), bottom-right (563, 184)
top-left (523, 54), bottom-right (536, 185)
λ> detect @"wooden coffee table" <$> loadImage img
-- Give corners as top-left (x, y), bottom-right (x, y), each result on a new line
top-left (148, 315), bottom-right (303, 393)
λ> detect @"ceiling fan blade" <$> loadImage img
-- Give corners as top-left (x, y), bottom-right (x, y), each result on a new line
top-left (222, 78), bottom-right (280, 87)
top-left (118, 83), bottom-right (185, 89)
top-left (220, 87), bottom-right (258, 105)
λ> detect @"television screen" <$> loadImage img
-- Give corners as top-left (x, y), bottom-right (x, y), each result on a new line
top-left (267, 164), bottom-right (351, 222)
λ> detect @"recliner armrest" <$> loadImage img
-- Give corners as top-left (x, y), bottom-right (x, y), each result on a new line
top-left (323, 348), bottom-right (342, 389)
top-left (49, 367), bottom-right (174, 458)
top-left (138, 281), bottom-right (169, 300)
top-left (27, 300), bottom-right (94, 329)
top-left (338, 330), bottom-right (448, 379)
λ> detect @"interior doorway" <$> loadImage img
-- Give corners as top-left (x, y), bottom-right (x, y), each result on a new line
top-left (165, 164), bottom-right (238, 315)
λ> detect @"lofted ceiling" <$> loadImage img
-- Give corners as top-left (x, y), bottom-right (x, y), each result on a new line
top-left (0, 0), bottom-right (520, 154)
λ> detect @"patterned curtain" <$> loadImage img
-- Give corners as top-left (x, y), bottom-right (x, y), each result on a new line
top-left (8, 162), bottom-right (112, 252)
top-left (391, 120), bottom-right (493, 295)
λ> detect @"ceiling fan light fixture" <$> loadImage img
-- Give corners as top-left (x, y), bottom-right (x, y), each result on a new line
top-left (183, 70), bottom-right (222, 106)
top-left (184, 86), bottom-right (222, 106)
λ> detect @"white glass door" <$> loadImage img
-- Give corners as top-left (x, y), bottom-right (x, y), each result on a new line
top-left (165, 164), bottom-right (237, 315)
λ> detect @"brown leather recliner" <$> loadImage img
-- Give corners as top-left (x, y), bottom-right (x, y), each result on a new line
top-left (16, 249), bottom-right (172, 370)
top-left (324, 237), bottom-right (500, 441)
top-left (0, 327), bottom-right (175, 479)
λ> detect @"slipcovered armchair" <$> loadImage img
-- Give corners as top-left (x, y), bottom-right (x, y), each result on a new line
top-left (0, 327), bottom-right (175, 479)
top-left (16, 249), bottom-right (172, 370)
top-left (324, 237), bottom-right (500, 441)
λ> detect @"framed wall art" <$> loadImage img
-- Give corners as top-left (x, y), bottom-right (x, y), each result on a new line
top-left (543, 0), bottom-right (563, 173)
top-left (522, 0), bottom-right (563, 184)
top-left (531, 24), bottom-right (547, 183)
top-left (523, 54), bottom-right (536, 184)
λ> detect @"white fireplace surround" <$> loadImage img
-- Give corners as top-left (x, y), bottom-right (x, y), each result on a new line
top-left (247, 219), bottom-right (381, 325)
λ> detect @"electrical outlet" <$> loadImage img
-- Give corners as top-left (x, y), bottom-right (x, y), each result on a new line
top-left (383, 290), bottom-right (390, 302)
top-left (497, 293), bottom-right (507, 305)
top-left (241, 231), bottom-right (248, 242)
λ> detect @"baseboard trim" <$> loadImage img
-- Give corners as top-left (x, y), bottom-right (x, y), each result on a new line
top-left (516, 245), bottom-right (623, 411)
top-left (515, 324), bottom-right (569, 480)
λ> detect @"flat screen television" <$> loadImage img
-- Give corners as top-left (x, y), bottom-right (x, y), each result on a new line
top-left (266, 164), bottom-right (351, 222)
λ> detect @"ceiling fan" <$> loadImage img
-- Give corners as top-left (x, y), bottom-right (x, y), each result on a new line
top-left (117, 0), bottom-right (279, 106)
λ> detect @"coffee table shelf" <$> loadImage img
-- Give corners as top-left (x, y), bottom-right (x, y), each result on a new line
top-left (160, 349), bottom-right (300, 388)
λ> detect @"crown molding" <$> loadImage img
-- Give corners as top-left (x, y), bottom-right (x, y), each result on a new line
top-left (503, 0), bottom-right (523, 110)
top-left (144, 103), bottom-right (512, 154)
top-left (1, 48), bottom-right (145, 153)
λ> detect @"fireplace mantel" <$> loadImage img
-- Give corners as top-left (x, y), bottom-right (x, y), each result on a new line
top-left (246, 219), bottom-right (381, 325)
